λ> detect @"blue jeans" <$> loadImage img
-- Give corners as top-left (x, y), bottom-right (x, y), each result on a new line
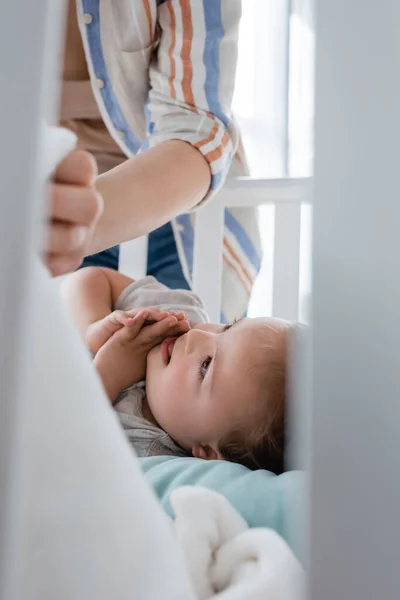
top-left (80, 222), bottom-right (190, 290)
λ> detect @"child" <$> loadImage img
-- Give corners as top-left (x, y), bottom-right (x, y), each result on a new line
top-left (62, 267), bottom-right (290, 473)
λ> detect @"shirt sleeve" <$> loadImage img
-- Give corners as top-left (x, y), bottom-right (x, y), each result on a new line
top-left (141, 0), bottom-right (242, 204)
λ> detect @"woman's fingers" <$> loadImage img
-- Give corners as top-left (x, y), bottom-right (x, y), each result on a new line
top-left (49, 183), bottom-right (103, 227)
top-left (45, 250), bottom-right (85, 277)
top-left (54, 150), bottom-right (98, 186)
top-left (44, 154), bottom-right (103, 277)
top-left (46, 220), bottom-right (88, 255)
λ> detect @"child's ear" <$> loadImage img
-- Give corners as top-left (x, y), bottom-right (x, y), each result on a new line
top-left (192, 444), bottom-right (225, 461)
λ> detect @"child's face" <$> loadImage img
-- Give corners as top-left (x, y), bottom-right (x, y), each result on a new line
top-left (145, 318), bottom-right (279, 458)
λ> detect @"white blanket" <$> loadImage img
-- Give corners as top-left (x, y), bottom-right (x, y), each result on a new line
top-left (171, 487), bottom-right (304, 600)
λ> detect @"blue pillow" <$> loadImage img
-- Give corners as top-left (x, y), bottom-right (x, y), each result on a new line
top-left (140, 456), bottom-right (304, 557)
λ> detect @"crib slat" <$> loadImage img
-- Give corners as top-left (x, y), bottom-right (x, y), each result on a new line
top-left (191, 178), bottom-right (309, 322)
top-left (193, 202), bottom-right (224, 323)
top-left (272, 203), bottom-right (302, 320)
top-left (119, 236), bottom-right (148, 280)
top-left (218, 177), bottom-right (310, 207)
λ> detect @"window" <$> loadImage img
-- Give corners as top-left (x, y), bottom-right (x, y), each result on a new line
top-left (234, 1), bottom-right (314, 320)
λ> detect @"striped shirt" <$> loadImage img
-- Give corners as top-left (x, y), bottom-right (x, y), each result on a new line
top-left (76, 0), bottom-right (261, 321)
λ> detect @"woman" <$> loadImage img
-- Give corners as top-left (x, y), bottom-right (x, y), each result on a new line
top-left (49, 0), bottom-right (261, 321)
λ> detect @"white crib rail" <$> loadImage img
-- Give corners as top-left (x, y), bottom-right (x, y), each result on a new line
top-left (120, 177), bottom-right (311, 322)
top-left (0, 1), bottom-right (67, 597)
top-left (119, 235), bottom-right (149, 280)
top-left (192, 177), bottom-right (311, 322)
top-left (309, 1), bottom-right (400, 598)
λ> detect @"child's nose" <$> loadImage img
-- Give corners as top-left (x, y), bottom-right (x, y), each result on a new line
top-left (185, 328), bottom-right (213, 354)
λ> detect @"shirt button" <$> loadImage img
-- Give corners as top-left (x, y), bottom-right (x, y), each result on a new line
top-left (116, 130), bottom-right (126, 140)
top-left (176, 224), bottom-right (185, 233)
top-left (96, 78), bottom-right (105, 89)
top-left (83, 13), bottom-right (93, 25)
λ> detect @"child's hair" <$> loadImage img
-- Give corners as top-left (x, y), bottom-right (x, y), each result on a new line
top-left (218, 321), bottom-right (289, 474)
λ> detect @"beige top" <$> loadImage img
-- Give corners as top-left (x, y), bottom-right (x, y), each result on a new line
top-left (60, 1), bottom-right (125, 174)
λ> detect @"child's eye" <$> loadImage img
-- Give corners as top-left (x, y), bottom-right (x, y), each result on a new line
top-left (222, 318), bottom-right (239, 333)
top-left (198, 356), bottom-right (212, 380)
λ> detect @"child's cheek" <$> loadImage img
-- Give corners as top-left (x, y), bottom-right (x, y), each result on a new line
top-left (167, 361), bottom-right (189, 391)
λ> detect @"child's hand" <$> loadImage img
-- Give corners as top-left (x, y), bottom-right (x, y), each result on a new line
top-left (92, 309), bottom-right (189, 402)
top-left (86, 307), bottom-right (189, 355)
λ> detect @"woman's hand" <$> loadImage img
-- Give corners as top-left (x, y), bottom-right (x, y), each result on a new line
top-left (44, 150), bottom-right (103, 276)
top-left (92, 309), bottom-right (190, 402)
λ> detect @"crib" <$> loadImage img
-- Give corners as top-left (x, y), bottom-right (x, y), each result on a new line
top-left (120, 176), bottom-right (311, 323)
top-left (1, 1), bottom-right (400, 599)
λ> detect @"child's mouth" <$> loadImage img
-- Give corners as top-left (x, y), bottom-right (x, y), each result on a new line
top-left (161, 337), bottom-right (177, 366)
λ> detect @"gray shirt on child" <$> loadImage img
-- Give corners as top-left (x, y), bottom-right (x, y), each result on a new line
top-left (113, 276), bottom-right (209, 458)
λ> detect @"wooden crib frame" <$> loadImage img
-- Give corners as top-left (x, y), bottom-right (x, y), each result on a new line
top-left (1, 1), bottom-right (400, 599)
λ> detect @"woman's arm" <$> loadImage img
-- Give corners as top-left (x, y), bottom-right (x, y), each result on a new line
top-left (88, 141), bottom-right (210, 254)
top-left (86, 0), bottom-right (241, 255)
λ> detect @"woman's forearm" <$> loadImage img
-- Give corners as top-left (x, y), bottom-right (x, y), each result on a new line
top-left (87, 140), bottom-right (211, 255)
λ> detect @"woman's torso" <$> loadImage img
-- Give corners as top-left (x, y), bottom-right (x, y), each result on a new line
top-left (59, 1), bottom-right (262, 322)
top-left (60, 0), bottom-right (126, 174)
